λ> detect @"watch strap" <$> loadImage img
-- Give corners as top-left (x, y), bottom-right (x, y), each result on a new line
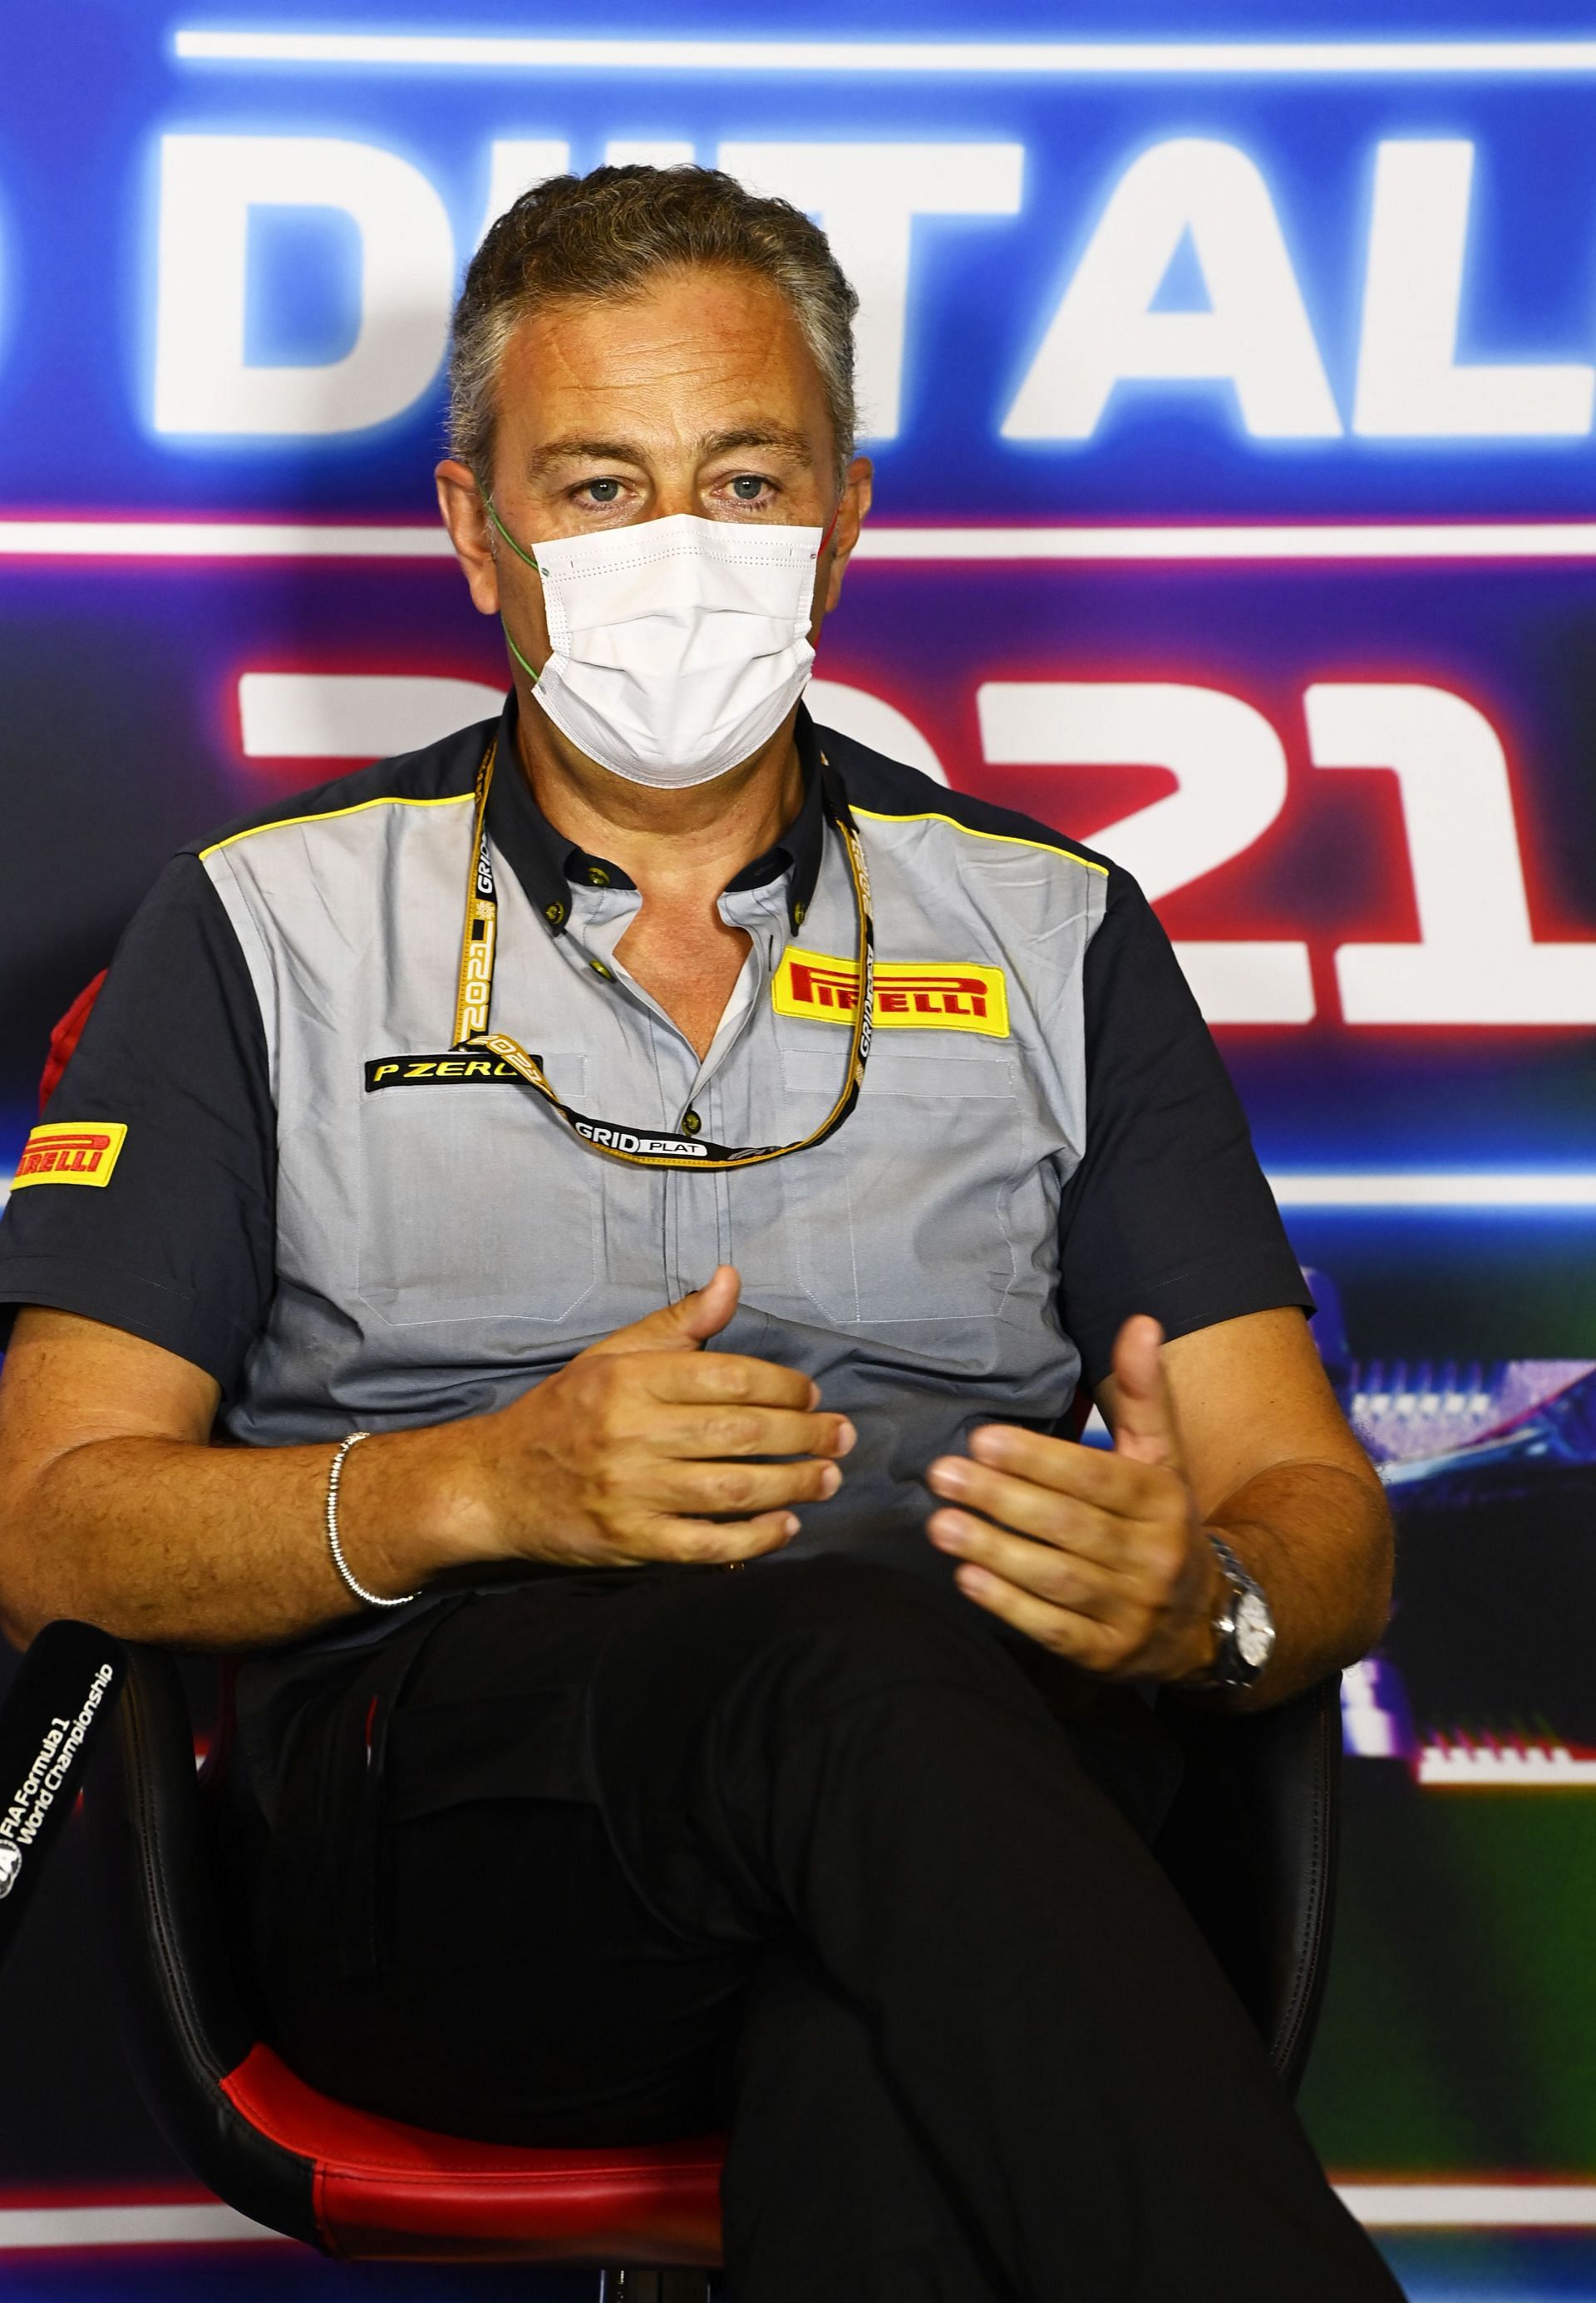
top-left (1195, 1532), bottom-right (1273, 1691)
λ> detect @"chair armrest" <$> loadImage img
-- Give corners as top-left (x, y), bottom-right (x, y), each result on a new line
top-left (1152, 1676), bottom-right (1342, 2095)
top-left (84, 1643), bottom-right (320, 2245)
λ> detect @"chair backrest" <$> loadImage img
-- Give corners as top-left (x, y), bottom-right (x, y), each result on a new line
top-left (39, 972), bottom-right (106, 1113)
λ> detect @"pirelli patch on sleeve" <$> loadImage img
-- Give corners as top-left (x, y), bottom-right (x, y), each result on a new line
top-left (12, 1122), bottom-right (128, 1189)
top-left (772, 947), bottom-right (1010, 1038)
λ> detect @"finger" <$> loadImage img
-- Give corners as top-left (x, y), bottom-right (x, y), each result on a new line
top-left (584, 1265), bottom-right (742, 1359)
top-left (641, 1352), bottom-right (820, 1411)
top-left (928, 1510), bottom-right (1120, 1620)
top-left (924, 1459), bottom-right (1133, 1566)
top-left (949, 1561), bottom-right (1122, 1669)
top-left (658, 1405), bottom-right (856, 1462)
top-left (943, 1427), bottom-right (1164, 1516)
top-left (1107, 1314), bottom-right (1180, 1470)
top-left (634, 1510), bottom-right (802, 1565)
top-left (652, 1454), bottom-right (844, 1517)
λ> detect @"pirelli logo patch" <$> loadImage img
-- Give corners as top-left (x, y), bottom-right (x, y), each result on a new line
top-left (773, 947), bottom-right (1009, 1037)
top-left (365, 1053), bottom-right (534, 1092)
top-left (12, 1122), bottom-right (128, 1189)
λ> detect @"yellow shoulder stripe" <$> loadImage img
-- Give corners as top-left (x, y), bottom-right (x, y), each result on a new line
top-left (200, 790), bottom-right (473, 862)
top-left (850, 806), bottom-right (1109, 878)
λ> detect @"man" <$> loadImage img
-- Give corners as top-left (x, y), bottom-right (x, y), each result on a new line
top-left (0, 167), bottom-right (1399, 2300)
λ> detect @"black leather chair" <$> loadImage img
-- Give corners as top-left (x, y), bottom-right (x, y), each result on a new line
top-left (85, 1641), bottom-right (1343, 2296)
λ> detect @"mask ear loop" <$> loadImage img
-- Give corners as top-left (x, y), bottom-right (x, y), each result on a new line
top-left (478, 486), bottom-right (544, 688)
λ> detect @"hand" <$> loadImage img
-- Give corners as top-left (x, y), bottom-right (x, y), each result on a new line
top-left (479, 1266), bottom-right (853, 1568)
top-left (925, 1316), bottom-right (1224, 1680)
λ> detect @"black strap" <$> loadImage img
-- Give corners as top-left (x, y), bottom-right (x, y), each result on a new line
top-left (448, 737), bottom-right (875, 1173)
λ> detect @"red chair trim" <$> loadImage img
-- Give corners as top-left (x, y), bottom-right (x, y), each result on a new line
top-left (220, 2045), bottom-right (725, 2262)
top-left (40, 972), bottom-right (106, 1113)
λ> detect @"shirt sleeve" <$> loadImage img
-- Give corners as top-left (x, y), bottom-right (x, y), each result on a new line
top-left (0, 856), bottom-right (275, 1397)
top-left (1057, 866), bottom-right (1312, 1391)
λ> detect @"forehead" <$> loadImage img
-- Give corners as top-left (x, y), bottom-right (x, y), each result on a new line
top-left (495, 264), bottom-right (831, 452)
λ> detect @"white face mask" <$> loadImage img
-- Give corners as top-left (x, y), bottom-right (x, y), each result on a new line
top-left (486, 504), bottom-right (824, 790)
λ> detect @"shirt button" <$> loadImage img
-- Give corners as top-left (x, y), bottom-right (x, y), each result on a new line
top-left (682, 1109), bottom-right (702, 1136)
top-left (589, 959), bottom-right (614, 982)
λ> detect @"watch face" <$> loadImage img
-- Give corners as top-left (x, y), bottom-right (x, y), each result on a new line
top-left (1235, 1590), bottom-right (1276, 1670)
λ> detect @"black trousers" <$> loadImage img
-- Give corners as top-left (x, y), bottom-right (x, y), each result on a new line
top-left (246, 1556), bottom-right (1401, 2302)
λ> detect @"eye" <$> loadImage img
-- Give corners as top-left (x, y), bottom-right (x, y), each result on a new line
top-left (730, 474), bottom-right (771, 502)
top-left (582, 478), bottom-right (623, 505)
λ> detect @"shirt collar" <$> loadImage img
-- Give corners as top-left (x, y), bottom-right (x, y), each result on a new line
top-left (485, 692), bottom-right (828, 939)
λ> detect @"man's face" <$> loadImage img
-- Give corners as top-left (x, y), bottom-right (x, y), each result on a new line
top-left (438, 263), bottom-right (872, 675)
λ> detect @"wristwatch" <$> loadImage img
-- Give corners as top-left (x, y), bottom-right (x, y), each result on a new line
top-left (1194, 1533), bottom-right (1276, 1691)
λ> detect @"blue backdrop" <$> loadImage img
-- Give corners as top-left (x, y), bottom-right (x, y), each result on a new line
top-left (4, 0), bottom-right (1596, 2287)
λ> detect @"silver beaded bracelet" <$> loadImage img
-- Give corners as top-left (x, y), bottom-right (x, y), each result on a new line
top-left (325, 1430), bottom-right (420, 1609)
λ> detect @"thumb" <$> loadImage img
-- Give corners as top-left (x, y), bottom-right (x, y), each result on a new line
top-left (1109, 1315), bottom-right (1181, 1469)
top-left (586, 1265), bottom-right (741, 1358)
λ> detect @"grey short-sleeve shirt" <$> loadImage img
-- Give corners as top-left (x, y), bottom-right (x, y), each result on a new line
top-left (1, 696), bottom-right (1309, 1597)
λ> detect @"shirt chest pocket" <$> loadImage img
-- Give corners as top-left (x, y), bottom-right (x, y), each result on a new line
top-left (354, 1055), bottom-right (599, 1326)
top-left (778, 1043), bottom-right (1038, 1326)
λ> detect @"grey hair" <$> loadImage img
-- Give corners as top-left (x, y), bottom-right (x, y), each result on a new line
top-left (448, 164), bottom-right (859, 486)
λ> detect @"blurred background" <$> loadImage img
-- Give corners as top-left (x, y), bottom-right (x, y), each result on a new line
top-left (4, 1), bottom-right (1596, 2295)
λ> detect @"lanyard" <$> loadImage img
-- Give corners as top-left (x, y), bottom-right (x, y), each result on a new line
top-left (450, 739), bottom-right (875, 1171)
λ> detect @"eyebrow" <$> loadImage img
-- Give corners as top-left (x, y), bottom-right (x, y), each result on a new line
top-left (523, 438), bottom-right (644, 479)
top-left (697, 425), bottom-right (815, 466)
top-left (524, 425), bottom-right (815, 480)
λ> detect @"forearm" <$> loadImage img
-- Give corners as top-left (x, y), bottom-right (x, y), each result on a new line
top-left (0, 1276), bottom-right (840, 1652)
top-left (1203, 1459), bottom-right (1393, 1709)
top-left (0, 1422), bottom-right (490, 1651)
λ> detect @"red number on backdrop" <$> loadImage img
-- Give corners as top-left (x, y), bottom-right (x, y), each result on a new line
top-left (236, 670), bottom-right (1596, 1027)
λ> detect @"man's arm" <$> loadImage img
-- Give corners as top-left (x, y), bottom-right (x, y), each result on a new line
top-left (927, 1305), bottom-right (1392, 1707)
top-left (0, 1270), bottom-right (850, 1651)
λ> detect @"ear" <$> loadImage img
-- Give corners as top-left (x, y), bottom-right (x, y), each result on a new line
top-left (435, 460), bottom-right (501, 617)
top-left (820, 455), bottom-right (874, 618)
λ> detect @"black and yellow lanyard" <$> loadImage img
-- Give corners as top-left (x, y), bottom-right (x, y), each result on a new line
top-left (450, 739), bottom-right (876, 1171)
